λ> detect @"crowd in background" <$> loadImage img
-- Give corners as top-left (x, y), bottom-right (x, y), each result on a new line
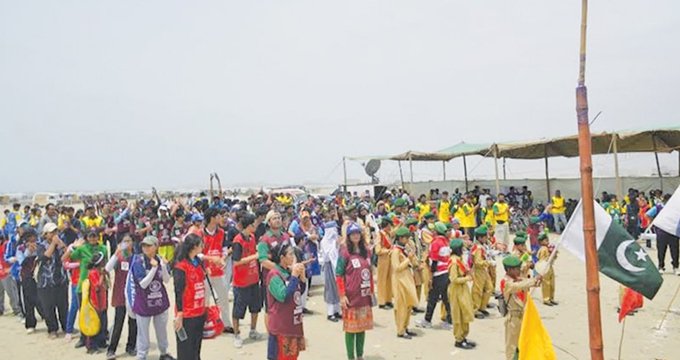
top-left (0, 184), bottom-right (678, 360)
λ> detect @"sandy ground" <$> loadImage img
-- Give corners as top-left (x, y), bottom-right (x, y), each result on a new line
top-left (1, 235), bottom-right (679, 360)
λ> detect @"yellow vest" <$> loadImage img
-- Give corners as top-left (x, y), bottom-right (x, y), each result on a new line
top-left (438, 200), bottom-right (451, 223)
top-left (483, 206), bottom-right (495, 226)
top-left (494, 202), bottom-right (509, 222)
top-left (417, 203), bottom-right (431, 221)
top-left (460, 203), bottom-right (476, 228)
top-left (551, 196), bottom-right (565, 214)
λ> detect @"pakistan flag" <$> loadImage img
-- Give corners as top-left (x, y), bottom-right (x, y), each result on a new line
top-left (560, 200), bottom-right (664, 300)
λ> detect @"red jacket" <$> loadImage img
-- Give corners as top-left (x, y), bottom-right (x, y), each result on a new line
top-left (429, 235), bottom-right (452, 277)
top-left (202, 227), bottom-right (226, 277)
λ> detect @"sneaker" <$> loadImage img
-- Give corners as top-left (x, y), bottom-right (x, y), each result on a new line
top-left (474, 311), bottom-right (486, 319)
top-left (327, 315), bottom-right (339, 322)
top-left (26, 328), bottom-right (35, 334)
top-left (550, 300), bottom-right (560, 306)
top-left (405, 329), bottom-right (417, 337)
top-left (397, 333), bottom-right (412, 340)
top-left (543, 301), bottom-right (554, 306)
top-left (74, 338), bottom-right (86, 349)
top-left (659, 267), bottom-right (666, 274)
top-left (412, 307), bottom-right (425, 314)
top-left (455, 340), bottom-right (475, 350)
top-left (234, 335), bottom-right (243, 348)
top-left (106, 351), bottom-right (116, 360)
top-left (159, 354), bottom-right (176, 360)
top-left (479, 309), bottom-right (490, 316)
top-left (674, 268), bottom-right (680, 276)
top-left (249, 330), bottom-right (263, 340)
top-left (125, 348), bottom-right (136, 357)
top-left (223, 326), bottom-right (235, 334)
top-left (464, 338), bottom-right (477, 347)
top-left (440, 322), bottom-right (453, 331)
top-left (302, 308), bottom-right (313, 315)
top-left (64, 333), bottom-right (73, 342)
top-left (415, 319), bottom-right (432, 329)
top-left (48, 332), bottom-right (58, 339)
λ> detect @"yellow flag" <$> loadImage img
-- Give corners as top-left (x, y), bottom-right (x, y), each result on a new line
top-left (518, 296), bottom-right (557, 360)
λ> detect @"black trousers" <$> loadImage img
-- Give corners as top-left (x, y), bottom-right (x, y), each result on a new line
top-left (16, 278), bottom-right (25, 317)
top-left (22, 279), bottom-right (38, 329)
top-left (657, 227), bottom-right (680, 270)
top-left (37, 284), bottom-right (69, 333)
top-left (424, 274), bottom-right (452, 323)
top-left (108, 306), bottom-right (137, 353)
top-left (177, 314), bottom-right (206, 360)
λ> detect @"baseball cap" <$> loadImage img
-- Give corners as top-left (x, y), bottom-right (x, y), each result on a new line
top-left (141, 236), bottom-right (159, 247)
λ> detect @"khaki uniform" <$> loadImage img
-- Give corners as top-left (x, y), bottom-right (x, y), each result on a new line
top-left (537, 246), bottom-right (555, 303)
top-left (512, 249), bottom-right (533, 279)
top-left (391, 246), bottom-right (418, 335)
top-left (420, 228), bottom-right (434, 298)
top-left (448, 254), bottom-right (474, 342)
top-left (376, 230), bottom-right (394, 305)
top-left (407, 240), bottom-right (423, 303)
top-left (503, 275), bottom-right (540, 360)
top-left (471, 244), bottom-right (493, 311)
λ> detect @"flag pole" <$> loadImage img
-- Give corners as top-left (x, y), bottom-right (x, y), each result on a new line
top-left (575, 0), bottom-right (605, 359)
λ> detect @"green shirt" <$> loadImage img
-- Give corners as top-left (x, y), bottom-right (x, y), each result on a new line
top-left (70, 243), bottom-right (108, 293)
top-left (267, 264), bottom-right (292, 302)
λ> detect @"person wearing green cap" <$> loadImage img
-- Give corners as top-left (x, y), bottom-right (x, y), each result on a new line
top-left (501, 255), bottom-right (542, 360)
top-left (460, 195), bottom-right (479, 239)
top-left (470, 226), bottom-right (493, 319)
top-left (536, 234), bottom-right (557, 306)
top-left (416, 222), bottom-right (452, 330)
top-left (391, 227), bottom-right (419, 339)
top-left (511, 233), bottom-right (533, 279)
top-left (436, 191), bottom-right (452, 224)
top-left (375, 218), bottom-right (394, 309)
top-left (447, 239), bottom-right (476, 350)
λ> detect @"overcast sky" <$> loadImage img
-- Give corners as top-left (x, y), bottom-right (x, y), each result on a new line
top-left (1, 1), bottom-right (678, 193)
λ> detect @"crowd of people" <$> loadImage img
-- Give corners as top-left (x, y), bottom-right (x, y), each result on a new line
top-left (0, 184), bottom-right (678, 360)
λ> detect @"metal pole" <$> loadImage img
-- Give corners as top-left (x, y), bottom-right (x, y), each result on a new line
top-left (463, 155), bottom-right (469, 192)
top-left (342, 157), bottom-right (348, 193)
top-left (652, 135), bottom-right (663, 192)
top-left (493, 145), bottom-right (501, 195)
top-left (575, 0), bottom-right (604, 358)
top-left (442, 161), bottom-right (447, 181)
top-left (503, 157), bottom-right (507, 180)
top-left (613, 135), bottom-right (622, 199)
top-left (409, 153), bottom-right (414, 184)
top-left (398, 160), bottom-right (405, 188)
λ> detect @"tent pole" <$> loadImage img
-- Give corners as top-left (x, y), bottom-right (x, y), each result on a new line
top-left (409, 154), bottom-right (414, 185)
top-left (652, 135), bottom-right (663, 191)
top-left (442, 161), bottom-right (447, 181)
top-left (398, 160), bottom-right (405, 188)
top-left (503, 157), bottom-right (507, 180)
top-left (463, 155), bottom-right (469, 192)
top-left (612, 135), bottom-right (622, 199)
top-left (342, 157), bottom-right (348, 193)
top-left (544, 150), bottom-right (551, 202)
top-left (493, 145), bottom-right (500, 195)
top-left (575, 0), bottom-right (604, 359)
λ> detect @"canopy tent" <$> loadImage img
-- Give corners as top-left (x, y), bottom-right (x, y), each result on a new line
top-left (343, 127), bottom-right (680, 197)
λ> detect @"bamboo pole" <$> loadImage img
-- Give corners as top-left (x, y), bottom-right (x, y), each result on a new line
top-left (544, 144), bottom-right (551, 201)
top-left (503, 157), bottom-right (507, 180)
top-left (493, 145), bottom-right (501, 195)
top-left (463, 155), bottom-right (469, 192)
top-left (342, 157), bottom-right (348, 193)
top-left (398, 160), bottom-right (405, 188)
top-left (613, 135), bottom-right (622, 199)
top-left (409, 153), bottom-right (414, 184)
top-left (652, 135), bottom-right (663, 191)
top-left (575, 0), bottom-right (605, 359)
top-left (442, 160), bottom-right (447, 181)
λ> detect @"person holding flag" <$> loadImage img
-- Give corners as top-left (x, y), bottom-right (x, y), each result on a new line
top-left (501, 255), bottom-right (542, 360)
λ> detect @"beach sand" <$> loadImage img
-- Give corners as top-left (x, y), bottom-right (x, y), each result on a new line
top-left (1, 235), bottom-right (679, 360)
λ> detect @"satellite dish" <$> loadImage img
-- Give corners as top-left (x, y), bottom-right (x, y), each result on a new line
top-left (364, 159), bottom-right (381, 184)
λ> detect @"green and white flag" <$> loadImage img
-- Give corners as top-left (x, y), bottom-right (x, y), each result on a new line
top-left (560, 200), bottom-right (664, 300)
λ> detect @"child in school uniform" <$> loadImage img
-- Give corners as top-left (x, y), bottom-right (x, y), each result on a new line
top-left (447, 238), bottom-right (475, 350)
top-left (86, 252), bottom-right (109, 354)
top-left (536, 233), bottom-right (558, 306)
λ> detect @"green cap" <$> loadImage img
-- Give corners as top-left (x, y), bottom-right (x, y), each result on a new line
top-left (423, 212), bottom-right (435, 220)
top-left (405, 217), bottom-right (419, 226)
top-left (474, 225), bottom-right (488, 236)
top-left (434, 222), bottom-right (448, 235)
top-left (529, 216), bottom-right (540, 224)
top-left (538, 233), bottom-right (548, 241)
top-left (394, 198), bottom-right (407, 207)
top-left (445, 223), bottom-right (453, 230)
top-left (503, 255), bottom-right (522, 268)
top-left (395, 227), bottom-right (411, 238)
top-left (514, 230), bottom-right (527, 238)
top-left (513, 236), bottom-right (527, 245)
top-left (449, 238), bottom-right (464, 250)
top-left (380, 216), bottom-right (393, 227)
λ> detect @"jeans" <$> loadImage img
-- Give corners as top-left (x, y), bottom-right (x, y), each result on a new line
top-left (0, 276), bottom-right (22, 315)
top-left (136, 310), bottom-right (169, 360)
top-left (109, 306), bottom-right (137, 354)
top-left (66, 284), bottom-right (79, 334)
top-left (552, 213), bottom-right (568, 234)
top-left (424, 274), bottom-right (452, 323)
top-left (656, 227), bottom-right (680, 270)
top-left (37, 284), bottom-right (69, 333)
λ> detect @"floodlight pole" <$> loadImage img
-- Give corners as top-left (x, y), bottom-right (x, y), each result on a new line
top-left (575, 0), bottom-right (604, 359)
